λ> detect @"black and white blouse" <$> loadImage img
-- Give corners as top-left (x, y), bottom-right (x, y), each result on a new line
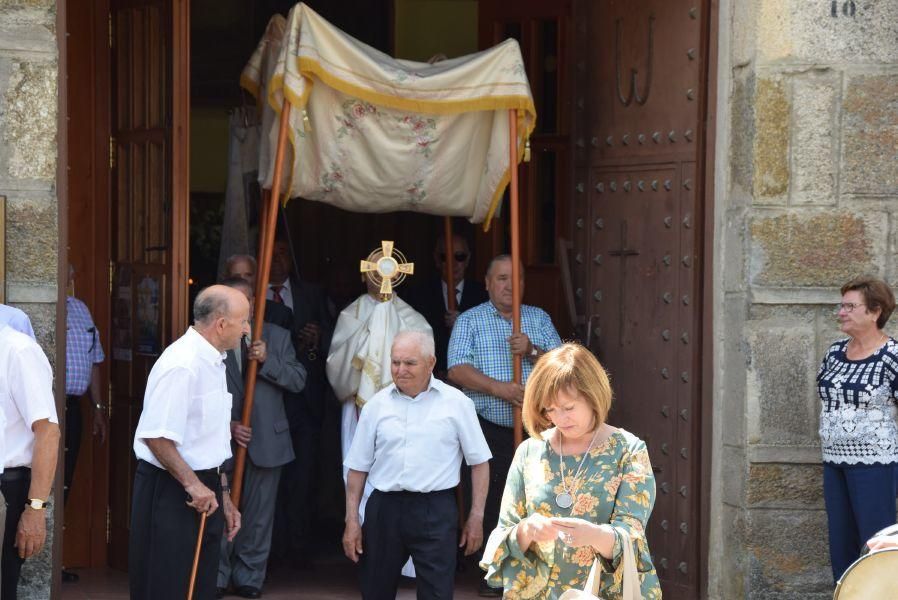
top-left (817, 338), bottom-right (898, 465)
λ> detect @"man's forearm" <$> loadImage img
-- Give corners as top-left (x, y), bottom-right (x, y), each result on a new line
top-left (345, 469), bottom-right (367, 522)
top-left (145, 437), bottom-right (201, 490)
top-left (88, 364), bottom-right (103, 407)
top-left (28, 420), bottom-right (60, 500)
top-left (448, 364), bottom-right (499, 396)
top-left (469, 462), bottom-right (489, 517)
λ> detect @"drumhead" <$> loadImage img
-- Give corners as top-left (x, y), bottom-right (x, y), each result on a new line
top-left (834, 548), bottom-right (898, 600)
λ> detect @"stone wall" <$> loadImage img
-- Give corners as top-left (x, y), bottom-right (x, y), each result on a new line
top-left (0, 0), bottom-right (59, 598)
top-left (711, 0), bottom-right (898, 598)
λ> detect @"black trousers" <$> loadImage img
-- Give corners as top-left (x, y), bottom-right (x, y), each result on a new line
top-left (359, 489), bottom-right (458, 600)
top-left (129, 460), bottom-right (224, 600)
top-left (64, 395), bottom-right (83, 505)
top-left (478, 417), bottom-right (515, 538)
top-left (1, 469), bottom-right (30, 600)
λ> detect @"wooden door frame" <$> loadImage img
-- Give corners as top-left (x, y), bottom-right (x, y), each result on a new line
top-left (171, 0), bottom-right (190, 335)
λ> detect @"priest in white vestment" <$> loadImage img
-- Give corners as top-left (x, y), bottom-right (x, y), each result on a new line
top-left (326, 273), bottom-right (432, 577)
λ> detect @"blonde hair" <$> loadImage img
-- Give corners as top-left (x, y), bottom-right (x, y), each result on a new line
top-left (522, 343), bottom-right (613, 438)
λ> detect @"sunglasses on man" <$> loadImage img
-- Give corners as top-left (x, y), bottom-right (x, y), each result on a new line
top-left (439, 252), bottom-right (469, 263)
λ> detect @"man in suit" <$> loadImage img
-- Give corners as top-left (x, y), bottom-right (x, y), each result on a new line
top-left (224, 254), bottom-right (293, 332)
top-left (402, 233), bottom-right (488, 378)
top-left (266, 238), bottom-right (335, 563)
top-left (217, 277), bottom-right (307, 599)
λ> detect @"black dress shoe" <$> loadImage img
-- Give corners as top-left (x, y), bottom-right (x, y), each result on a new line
top-left (215, 587), bottom-right (226, 599)
top-left (478, 580), bottom-right (502, 597)
top-left (61, 569), bottom-right (79, 583)
top-left (235, 585), bottom-right (262, 599)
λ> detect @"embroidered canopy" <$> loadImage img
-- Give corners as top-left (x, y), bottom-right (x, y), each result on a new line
top-left (241, 3), bottom-right (536, 226)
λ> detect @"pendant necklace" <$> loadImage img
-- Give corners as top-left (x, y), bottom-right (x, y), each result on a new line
top-left (555, 427), bottom-right (601, 509)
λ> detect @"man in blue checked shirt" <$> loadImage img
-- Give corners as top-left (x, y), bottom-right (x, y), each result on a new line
top-left (62, 266), bottom-right (108, 582)
top-left (447, 254), bottom-right (561, 597)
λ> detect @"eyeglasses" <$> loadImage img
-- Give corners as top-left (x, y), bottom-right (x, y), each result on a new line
top-left (835, 302), bottom-right (866, 313)
top-left (438, 252), bottom-right (469, 263)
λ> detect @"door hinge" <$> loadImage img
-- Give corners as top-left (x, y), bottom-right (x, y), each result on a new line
top-left (109, 136), bottom-right (116, 169)
top-left (107, 381), bottom-right (113, 420)
top-left (108, 14), bottom-right (113, 49)
top-left (105, 505), bottom-right (111, 544)
top-left (108, 261), bottom-right (114, 294)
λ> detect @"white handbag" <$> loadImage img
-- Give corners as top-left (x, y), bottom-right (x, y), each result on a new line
top-left (558, 528), bottom-right (643, 600)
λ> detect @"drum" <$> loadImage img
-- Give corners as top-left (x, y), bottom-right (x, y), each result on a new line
top-left (833, 548), bottom-right (898, 599)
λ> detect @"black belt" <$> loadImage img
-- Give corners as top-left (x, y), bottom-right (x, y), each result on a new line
top-left (1, 467), bottom-right (31, 482)
top-left (137, 459), bottom-right (220, 477)
top-left (376, 488), bottom-right (454, 498)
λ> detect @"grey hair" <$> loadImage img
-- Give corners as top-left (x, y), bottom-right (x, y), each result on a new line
top-left (393, 330), bottom-right (435, 359)
top-left (225, 254), bottom-right (257, 273)
top-left (193, 286), bottom-right (231, 325)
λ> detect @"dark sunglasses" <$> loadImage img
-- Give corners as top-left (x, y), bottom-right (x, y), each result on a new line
top-left (439, 252), bottom-right (469, 263)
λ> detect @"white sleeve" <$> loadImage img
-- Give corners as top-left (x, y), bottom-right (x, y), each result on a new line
top-left (9, 341), bottom-right (57, 427)
top-left (344, 401), bottom-right (378, 473)
top-left (456, 392), bottom-right (492, 466)
top-left (135, 366), bottom-right (192, 445)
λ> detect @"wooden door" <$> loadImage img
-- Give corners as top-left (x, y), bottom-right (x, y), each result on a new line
top-left (63, 0), bottom-right (112, 568)
top-left (477, 0), bottom-right (575, 337)
top-left (107, 0), bottom-right (189, 569)
top-left (572, 0), bottom-right (711, 597)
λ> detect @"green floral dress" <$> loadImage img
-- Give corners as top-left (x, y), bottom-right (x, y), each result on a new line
top-left (480, 428), bottom-right (661, 599)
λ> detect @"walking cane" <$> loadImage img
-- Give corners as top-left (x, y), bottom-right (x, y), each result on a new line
top-left (186, 511), bottom-right (208, 600)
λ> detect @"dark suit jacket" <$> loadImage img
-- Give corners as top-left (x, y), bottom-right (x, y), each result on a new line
top-left (402, 276), bottom-right (488, 373)
top-left (263, 300), bottom-right (294, 332)
top-left (282, 276), bottom-right (334, 425)
top-left (226, 322), bottom-right (307, 468)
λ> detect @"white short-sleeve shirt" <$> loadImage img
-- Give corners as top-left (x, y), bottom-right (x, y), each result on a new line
top-left (344, 376), bottom-right (491, 493)
top-left (0, 325), bottom-right (58, 470)
top-left (133, 327), bottom-right (232, 471)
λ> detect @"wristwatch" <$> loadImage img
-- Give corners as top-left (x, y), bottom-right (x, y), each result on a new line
top-left (529, 345), bottom-right (539, 359)
top-left (25, 499), bottom-right (48, 510)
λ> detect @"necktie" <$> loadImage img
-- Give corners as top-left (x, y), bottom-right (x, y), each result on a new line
top-left (271, 285), bottom-right (285, 304)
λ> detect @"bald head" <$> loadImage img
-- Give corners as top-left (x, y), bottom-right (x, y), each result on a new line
top-left (193, 285), bottom-right (251, 352)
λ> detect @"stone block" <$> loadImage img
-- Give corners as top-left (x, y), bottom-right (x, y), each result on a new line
top-left (710, 504), bottom-right (748, 600)
top-left (721, 293), bottom-right (749, 447)
top-left (752, 77), bottom-right (790, 202)
top-left (759, 0), bottom-right (898, 65)
top-left (13, 301), bottom-right (57, 366)
top-left (0, 1), bottom-right (55, 55)
top-left (746, 508), bottom-right (832, 598)
top-left (730, 72), bottom-right (756, 195)
top-left (0, 0), bottom-right (54, 9)
top-left (842, 73), bottom-right (898, 196)
top-left (723, 208), bottom-right (748, 293)
top-left (791, 71), bottom-right (839, 205)
top-left (749, 211), bottom-right (886, 287)
top-left (5, 195), bottom-right (57, 285)
top-left (1, 59), bottom-right (57, 181)
top-left (747, 463), bottom-right (823, 508)
top-left (731, 0), bottom-right (758, 68)
top-left (745, 323), bottom-right (817, 445)
top-left (721, 445), bottom-right (747, 506)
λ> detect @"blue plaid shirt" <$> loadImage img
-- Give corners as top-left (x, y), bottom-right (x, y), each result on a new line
top-left (66, 296), bottom-right (105, 396)
top-left (447, 301), bottom-right (561, 428)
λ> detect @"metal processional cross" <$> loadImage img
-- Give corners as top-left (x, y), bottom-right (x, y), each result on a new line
top-left (359, 240), bottom-right (415, 297)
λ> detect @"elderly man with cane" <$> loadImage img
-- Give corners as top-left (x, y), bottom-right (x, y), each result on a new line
top-left (129, 285), bottom-right (245, 600)
top-left (343, 330), bottom-right (491, 599)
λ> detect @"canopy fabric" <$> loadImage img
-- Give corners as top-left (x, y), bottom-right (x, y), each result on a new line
top-left (243, 2), bottom-right (536, 226)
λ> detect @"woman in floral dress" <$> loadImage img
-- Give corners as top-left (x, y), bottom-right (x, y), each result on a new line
top-left (480, 343), bottom-right (661, 599)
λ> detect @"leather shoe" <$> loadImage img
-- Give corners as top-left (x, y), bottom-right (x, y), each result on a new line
top-left (215, 587), bottom-right (226, 599)
top-left (61, 569), bottom-right (79, 583)
top-left (235, 585), bottom-right (262, 598)
top-left (478, 580), bottom-right (502, 597)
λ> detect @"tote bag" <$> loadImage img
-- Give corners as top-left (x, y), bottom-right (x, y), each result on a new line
top-left (558, 528), bottom-right (643, 600)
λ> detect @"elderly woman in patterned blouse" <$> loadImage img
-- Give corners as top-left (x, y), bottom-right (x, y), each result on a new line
top-left (480, 343), bottom-right (661, 599)
top-left (818, 276), bottom-right (898, 582)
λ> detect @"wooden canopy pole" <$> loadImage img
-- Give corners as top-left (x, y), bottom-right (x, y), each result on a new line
top-left (232, 101), bottom-right (292, 507)
top-left (509, 110), bottom-right (523, 447)
top-left (444, 217), bottom-right (456, 313)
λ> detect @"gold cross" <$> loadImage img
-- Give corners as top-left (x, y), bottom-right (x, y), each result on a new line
top-left (359, 241), bottom-right (415, 296)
